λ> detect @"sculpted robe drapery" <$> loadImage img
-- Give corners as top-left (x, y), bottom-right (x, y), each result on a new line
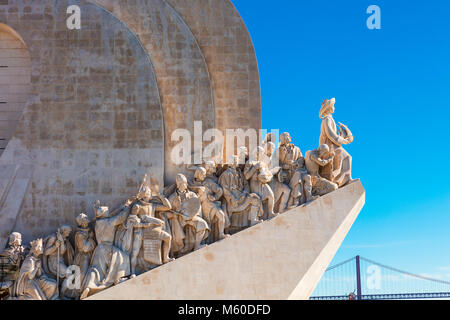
top-left (319, 115), bottom-right (352, 185)
top-left (320, 115), bottom-right (347, 152)
top-left (305, 150), bottom-right (338, 196)
top-left (168, 190), bottom-right (208, 255)
top-left (74, 228), bottom-right (96, 280)
top-left (193, 178), bottom-right (229, 243)
top-left (218, 167), bottom-right (261, 229)
top-left (42, 235), bottom-right (74, 279)
top-left (197, 178), bottom-right (228, 226)
top-left (82, 205), bottom-right (131, 296)
top-left (13, 255), bottom-right (57, 300)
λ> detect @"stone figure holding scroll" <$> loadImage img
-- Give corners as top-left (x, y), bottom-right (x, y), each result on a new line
top-left (127, 179), bottom-right (174, 274)
top-left (319, 98), bottom-right (354, 187)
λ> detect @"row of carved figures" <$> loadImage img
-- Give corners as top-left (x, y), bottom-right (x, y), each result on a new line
top-left (0, 98), bottom-right (355, 300)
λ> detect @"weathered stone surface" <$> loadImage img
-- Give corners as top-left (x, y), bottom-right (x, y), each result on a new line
top-left (0, 1), bottom-right (164, 247)
top-left (167, 0), bottom-right (262, 161)
top-left (166, 0), bottom-right (262, 132)
top-left (91, 0), bottom-right (215, 183)
top-left (0, 0), bottom-right (262, 248)
top-left (0, 23), bottom-right (31, 158)
top-left (87, 180), bottom-right (365, 300)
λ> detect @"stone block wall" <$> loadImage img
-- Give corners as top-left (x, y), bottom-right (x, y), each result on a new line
top-left (0, 0), bottom-right (261, 246)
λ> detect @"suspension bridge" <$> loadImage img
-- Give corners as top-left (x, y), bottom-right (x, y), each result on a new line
top-left (310, 256), bottom-right (450, 300)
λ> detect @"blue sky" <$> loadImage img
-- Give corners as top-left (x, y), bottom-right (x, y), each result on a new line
top-left (233, 0), bottom-right (450, 280)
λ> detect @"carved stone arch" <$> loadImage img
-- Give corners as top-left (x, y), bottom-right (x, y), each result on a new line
top-left (0, 23), bottom-right (31, 158)
top-left (89, 0), bottom-right (216, 184)
top-left (0, 0), bottom-right (165, 245)
top-left (91, 0), bottom-right (263, 169)
top-left (165, 0), bottom-right (262, 131)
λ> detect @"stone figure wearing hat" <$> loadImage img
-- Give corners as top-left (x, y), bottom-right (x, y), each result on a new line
top-left (319, 98), bottom-right (354, 187)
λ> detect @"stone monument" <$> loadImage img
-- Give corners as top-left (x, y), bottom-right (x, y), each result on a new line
top-left (0, 0), bottom-right (364, 300)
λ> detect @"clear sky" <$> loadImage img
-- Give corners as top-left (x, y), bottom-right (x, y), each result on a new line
top-left (232, 0), bottom-right (450, 281)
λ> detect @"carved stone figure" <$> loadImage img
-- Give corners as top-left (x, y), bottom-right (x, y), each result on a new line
top-left (0, 232), bottom-right (27, 299)
top-left (219, 155), bottom-right (263, 232)
top-left (180, 197), bottom-right (210, 254)
top-left (191, 167), bottom-right (230, 243)
top-left (168, 174), bottom-right (210, 256)
top-left (279, 132), bottom-right (314, 206)
top-left (204, 160), bottom-right (219, 183)
top-left (264, 142), bottom-right (291, 213)
top-left (80, 199), bottom-right (132, 299)
top-left (13, 239), bottom-right (58, 300)
top-left (127, 180), bottom-right (174, 274)
top-left (74, 214), bottom-right (96, 285)
top-left (319, 98), bottom-right (354, 187)
top-left (245, 146), bottom-right (277, 219)
top-left (305, 145), bottom-right (339, 196)
top-left (120, 214), bottom-right (167, 275)
top-left (43, 225), bottom-right (74, 298)
top-left (0, 94), bottom-right (359, 300)
top-left (1, 232), bottom-right (26, 267)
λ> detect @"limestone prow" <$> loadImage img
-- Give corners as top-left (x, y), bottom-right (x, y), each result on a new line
top-left (87, 180), bottom-right (365, 300)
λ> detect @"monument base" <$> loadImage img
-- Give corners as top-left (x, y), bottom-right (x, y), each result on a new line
top-left (87, 180), bottom-right (365, 300)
